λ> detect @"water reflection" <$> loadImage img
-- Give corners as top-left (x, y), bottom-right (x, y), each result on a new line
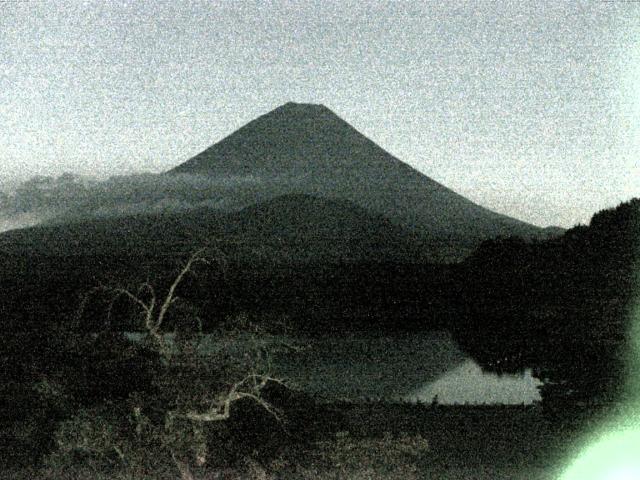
top-left (406, 359), bottom-right (542, 405)
top-left (273, 332), bottom-right (542, 404)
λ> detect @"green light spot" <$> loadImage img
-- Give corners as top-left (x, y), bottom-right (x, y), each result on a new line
top-left (560, 255), bottom-right (640, 480)
top-left (561, 427), bottom-right (640, 480)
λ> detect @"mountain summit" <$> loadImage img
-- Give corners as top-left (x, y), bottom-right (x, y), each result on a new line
top-left (170, 102), bottom-right (369, 176)
top-left (169, 103), bottom-right (546, 257)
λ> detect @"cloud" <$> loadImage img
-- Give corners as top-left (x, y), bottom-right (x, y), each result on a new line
top-left (0, 211), bottom-right (46, 233)
top-left (0, 172), bottom-right (281, 233)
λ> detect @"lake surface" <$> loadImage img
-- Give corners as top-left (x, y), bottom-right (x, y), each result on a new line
top-left (125, 331), bottom-right (542, 405)
top-left (271, 332), bottom-right (542, 404)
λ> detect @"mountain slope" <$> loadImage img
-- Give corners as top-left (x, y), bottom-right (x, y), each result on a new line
top-left (169, 102), bottom-right (545, 247)
top-left (230, 193), bottom-right (426, 262)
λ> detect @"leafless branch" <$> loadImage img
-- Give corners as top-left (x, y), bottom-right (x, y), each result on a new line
top-left (156, 248), bottom-right (209, 332)
top-left (176, 373), bottom-right (285, 425)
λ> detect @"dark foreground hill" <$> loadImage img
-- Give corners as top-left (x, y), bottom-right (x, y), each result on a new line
top-left (170, 102), bottom-right (551, 257)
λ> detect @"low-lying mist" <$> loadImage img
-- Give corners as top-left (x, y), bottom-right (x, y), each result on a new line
top-left (0, 172), bottom-right (291, 233)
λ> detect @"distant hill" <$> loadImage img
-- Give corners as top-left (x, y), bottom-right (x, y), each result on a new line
top-left (0, 193), bottom-right (434, 331)
top-left (0, 194), bottom-right (425, 264)
top-left (169, 102), bottom-right (551, 255)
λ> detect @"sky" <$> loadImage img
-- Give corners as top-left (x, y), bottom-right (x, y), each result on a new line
top-left (1, 0), bottom-right (639, 228)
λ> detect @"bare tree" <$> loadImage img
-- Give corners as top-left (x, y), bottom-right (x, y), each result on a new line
top-left (70, 249), bottom-right (290, 480)
top-left (104, 248), bottom-right (210, 360)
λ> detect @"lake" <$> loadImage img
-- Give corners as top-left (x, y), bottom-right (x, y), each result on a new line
top-left (125, 330), bottom-right (542, 405)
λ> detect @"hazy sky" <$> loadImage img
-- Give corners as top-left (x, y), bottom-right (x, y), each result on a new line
top-left (1, 1), bottom-right (639, 227)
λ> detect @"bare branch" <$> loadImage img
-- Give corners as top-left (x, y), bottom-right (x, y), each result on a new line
top-left (236, 392), bottom-right (283, 422)
top-left (137, 280), bottom-right (155, 300)
top-left (74, 285), bottom-right (106, 330)
top-left (111, 287), bottom-right (152, 316)
top-left (156, 249), bottom-right (209, 331)
top-left (182, 409), bottom-right (230, 423)
top-left (175, 373), bottom-right (285, 425)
